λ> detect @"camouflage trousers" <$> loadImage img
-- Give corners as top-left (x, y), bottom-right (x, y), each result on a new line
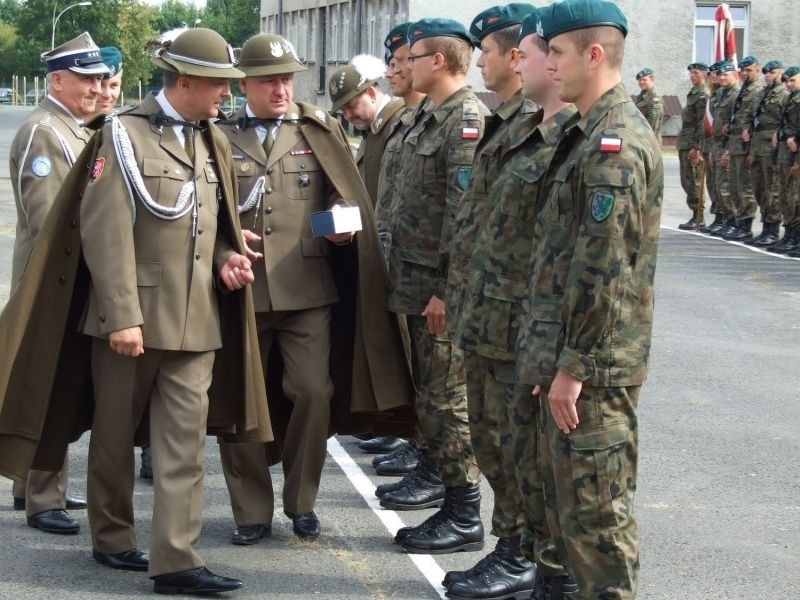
top-left (407, 315), bottom-right (479, 486)
top-left (777, 154), bottom-right (800, 227)
top-left (703, 151), bottom-right (718, 215)
top-left (750, 155), bottom-right (782, 224)
top-left (712, 147), bottom-right (733, 217)
top-left (464, 353), bottom-right (525, 538)
top-left (729, 153), bottom-right (757, 219)
top-left (678, 149), bottom-right (702, 212)
top-left (538, 384), bottom-right (640, 600)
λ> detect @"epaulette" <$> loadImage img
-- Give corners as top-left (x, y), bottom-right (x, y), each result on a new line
top-left (296, 101), bottom-right (333, 130)
top-left (462, 97), bottom-right (481, 121)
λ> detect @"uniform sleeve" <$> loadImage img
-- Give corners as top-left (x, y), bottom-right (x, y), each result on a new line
top-left (556, 129), bottom-right (657, 380)
top-left (16, 125), bottom-right (74, 245)
top-left (692, 92), bottom-right (708, 149)
top-left (648, 94), bottom-right (663, 133)
top-left (79, 124), bottom-right (143, 334)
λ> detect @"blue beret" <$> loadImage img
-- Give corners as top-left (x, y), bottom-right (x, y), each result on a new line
top-left (687, 62), bottom-right (709, 71)
top-left (99, 46), bottom-right (123, 78)
top-left (518, 8), bottom-right (543, 40)
top-left (783, 66), bottom-right (799, 81)
top-left (471, 4), bottom-right (537, 43)
top-left (385, 22), bottom-right (411, 54)
top-left (407, 18), bottom-right (475, 47)
top-left (762, 60), bottom-right (783, 73)
top-left (739, 55), bottom-right (757, 68)
top-left (537, 0), bottom-right (628, 42)
top-left (717, 61), bottom-right (736, 73)
top-left (636, 68), bottom-right (653, 80)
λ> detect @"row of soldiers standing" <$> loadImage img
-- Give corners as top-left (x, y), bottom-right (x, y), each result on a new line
top-left (677, 57), bottom-right (800, 256)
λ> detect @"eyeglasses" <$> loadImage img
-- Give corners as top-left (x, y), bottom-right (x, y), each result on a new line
top-left (407, 52), bottom-right (437, 63)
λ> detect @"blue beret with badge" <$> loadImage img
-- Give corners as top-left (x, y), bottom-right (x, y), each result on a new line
top-left (99, 46), bottom-right (123, 78)
top-left (518, 9), bottom-right (543, 40)
top-left (762, 60), bottom-right (783, 74)
top-left (407, 18), bottom-right (475, 47)
top-left (739, 55), bottom-right (757, 68)
top-left (470, 4), bottom-right (537, 45)
top-left (536, 0), bottom-right (628, 42)
top-left (687, 62), bottom-right (709, 72)
top-left (385, 22), bottom-right (412, 56)
top-left (782, 66), bottom-right (800, 82)
top-left (636, 67), bottom-right (653, 80)
top-left (717, 60), bottom-right (735, 73)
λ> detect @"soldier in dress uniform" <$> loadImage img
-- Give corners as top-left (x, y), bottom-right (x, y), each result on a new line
top-left (517, 1), bottom-right (662, 596)
top-left (7, 31), bottom-right (108, 534)
top-left (634, 67), bottom-right (662, 142)
top-left (744, 60), bottom-right (789, 246)
top-left (677, 63), bottom-right (709, 230)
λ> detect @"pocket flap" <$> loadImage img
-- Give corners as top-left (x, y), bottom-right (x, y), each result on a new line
top-left (398, 247), bottom-right (439, 268)
top-left (530, 297), bottom-right (563, 322)
top-left (142, 157), bottom-right (185, 180)
top-left (136, 261), bottom-right (162, 287)
top-left (570, 422), bottom-right (629, 451)
top-left (482, 274), bottom-right (526, 302)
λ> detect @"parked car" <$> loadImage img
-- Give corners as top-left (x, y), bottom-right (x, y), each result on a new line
top-left (26, 89), bottom-right (46, 103)
top-left (0, 87), bottom-right (13, 104)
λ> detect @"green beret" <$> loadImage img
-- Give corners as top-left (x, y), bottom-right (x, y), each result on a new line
top-left (783, 66), bottom-right (800, 82)
top-left (407, 18), bottom-right (475, 47)
top-left (470, 4), bottom-right (537, 44)
top-left (537, 0), bottom-right (628, 42)
top-left (739, 55), bottom-right (757, 68)
top-left (717, 61), bottom-right (735, 73)
top-left (636, 68), bottom-right (653, 80)
top-left (762, 60), bottom-right (783, 73)
top-left (99, 46), bottom-right (123, 78)
top-left (518, 9), bottom-right (542, 40)
top-left (384, 22), bottom-right (411, 55)
top-left (687, 62), bottom-right (709, 72)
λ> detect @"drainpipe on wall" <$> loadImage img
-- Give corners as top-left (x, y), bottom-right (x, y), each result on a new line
top-left (277, 0), bottom-right (283, 34)
top-left (356, 0), bottom-right (363, 54)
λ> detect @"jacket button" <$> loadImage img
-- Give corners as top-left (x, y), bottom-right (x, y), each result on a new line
top-left (264, 227), bottom-right (272, 235)
top-left (265, 206), bottom-right (273, 214)
top-left (267, 168), bottom-right (273, 175)
top-left (195, 253), bottom-right (201, 260)
top-left (65, 247), bottom-right (72, 256)
top-left (198, 227), bottom-right (204, 235)
top-left (198, 201), bottom-right (203, 207)
top-left (265, 187), bottom-right (272, 194)
top-left (58, 275), bottom-right (67, 284)
top-left (99, 315), bottom-right (106, 323)
top-left (70, 220), bottom-right (77, 228)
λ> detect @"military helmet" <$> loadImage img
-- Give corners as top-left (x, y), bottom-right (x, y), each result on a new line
top-left (151, 28), bottom-right (243, 78)
top-left (238, 33), bottom-right (306, 77)
top-left (329, 54), bottom-right (386, 113)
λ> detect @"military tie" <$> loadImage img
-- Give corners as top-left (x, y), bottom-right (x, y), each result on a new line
top-left (262, 124), bottom-right (276, 158)
top-left (183, 124), bottom-right (195, 163)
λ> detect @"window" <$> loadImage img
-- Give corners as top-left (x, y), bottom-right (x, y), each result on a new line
top-left (694, 3), bottom-right (749, 64)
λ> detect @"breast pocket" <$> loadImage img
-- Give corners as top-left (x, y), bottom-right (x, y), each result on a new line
top-left (412, 138), bottom-right (442, 185)
top-left (203, 163), bottom-right (220, 215)
top-left (500, 162), bottom-right (546, 221)
top-left (142, 156), bottom-right (188, 207)
top-left (283, 154), bottom-right (323, 200)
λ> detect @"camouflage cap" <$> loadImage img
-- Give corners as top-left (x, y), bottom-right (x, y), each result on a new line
top-left (407, 18), bottom-right (475, 47)
top-left (238, 33), bottom-right (306, 77)
top-left (384, 22), bottom-right (412, 56)
top-left (739, 55), bottom-right (757, 68)
top-left (717, 60), bottom-right (736, 73)
top-left (99, 46), bottom-right (123, 78)
top-left (41, 32), bottom-right (110, 76)
top-left (782, 66), bottom-right (800, 82)
top-left (151, 28), bottom-right (243, 78)
top-left (762, 60), bottom-right (783, 73)
top-left (536, 0), bottom-right (628, 41)
top-left (470, 4), bottom-right (537, 45)
top-left (687, 62), bottom-right (709, 72)
top-left (328, 54), bottom-right (386, 113)
top-left (636, 67), bottom-right (654, 80)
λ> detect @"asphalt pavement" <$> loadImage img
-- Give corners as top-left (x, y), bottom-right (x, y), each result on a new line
top-left (0, 105), bottom-right (798, 599)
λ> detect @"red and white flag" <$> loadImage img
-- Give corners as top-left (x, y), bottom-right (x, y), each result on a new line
top-left (705, 3), bottom-right (738, 133)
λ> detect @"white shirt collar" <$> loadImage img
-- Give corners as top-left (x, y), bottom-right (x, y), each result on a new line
top-left (46, 95), bottom-right (84, 125)
top-left (155, 90), bottom-right (190, 144)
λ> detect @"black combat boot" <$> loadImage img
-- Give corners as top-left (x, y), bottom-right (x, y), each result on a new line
top-left (747, 221), bottom-right (780, 246)
top-left (373, 439), bottom-right (416, 467)
top-left (724, 216), bottom-right (754, 241)
top-left (678, 214), bottom-right (705, 230)
top-left (707, 214), bottom-right (731, 236)
top-left (768, 224), bottom-right (798, 253)
top-left (712, 216), bottom-right (737, 237)
top-left (358, 436), bottom-right (406, 454)
top-left (700, 212), bottom-right (723, 234)
top-left (374, 441), bottom-right (420, 475)
top-left (139, 443), bottom-right (152, 480)
top-left (378, 450), bottom-right (444, 509)
top-left (530, 572), bottom-right (579, 600)
top-left (444, 535), bottom-right (536, 600)
top-left (400, 485), bottom-right (485, 554)
top-left (774, 225), bottom-right (800, 254)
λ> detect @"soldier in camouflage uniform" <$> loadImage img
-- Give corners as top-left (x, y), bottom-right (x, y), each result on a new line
top-left (516, 1), bottom-right (663, 597)
top-left (770, 67), bottom-right (800, 255)
top-left (707, 61), bottom-right (740, 236)
top-left (743, 60), bottom-right (789, 246)
top-left (441, 5), bottom-right (540, 598)
top-left (677, 63), bottom-right (709, 230)
top-left (382, 18), bottom-right (488, 556)
top-left (634, 68), bottom-right (662, 143)
top-left (700, 64), bottom-right (723, 233)
top-left (722, 55), bottom-right (765, 241)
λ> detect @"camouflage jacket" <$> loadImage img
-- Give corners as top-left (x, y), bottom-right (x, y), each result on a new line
top-left (748, 82), bottom-right (790, 157)
top-left (777, 90), bottom-right (800, 166)
top-left (386, 86), bottom-right (488, 315)
top-left (446, 91), bottom-right (530, 329)
top-left (728, 78), bottom-right (765, 155)
top-left (676, 85), bottom-right (708, 151)
top-left (634, 87), bottom-right (662, 138)
top-left (516, 84), bottom-right (663, 387)
top-left (450, 105), bottom-right (576, 361)
top-left (711, 83), bottom-right (740, 151)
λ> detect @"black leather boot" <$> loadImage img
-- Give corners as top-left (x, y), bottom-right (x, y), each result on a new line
top-left (444, 535), bottom-right (536, 599)
top-left (373, 439), bottom-right (417, 467)
top-left (378, 450), bottom-right (444, 509)
top-left (678, 214), bottom-right (704, 230)
top-left (374, 441), bottom-right (419, 475)
top-left (139, 443), bottom-right (152, 480)
top-left (775, 225), bottom-right (800, 254)
top-left (747, 221), bottom-right (780, 246)
top-left (400, 485), bottom-right (485, 554)
top-left (768, 225), bottom-right (798, 253)
top-left (724, 216), bottom-right (754, 241)
top-left (531, 572), bottom-right (579, 600)
top-left (766, 224), bottom-right (793, 251)
top-left (359, 436), bottom-right (406, 454)
top-left (711, 216), bottom-right (737, 237)
top-left (701, 212), bottom-right (724, 234)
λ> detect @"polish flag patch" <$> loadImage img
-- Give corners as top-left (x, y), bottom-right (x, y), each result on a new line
top-left (599, 136), bottom-right (622, 153)
top-left (462, 127), bottom-right (479, 139)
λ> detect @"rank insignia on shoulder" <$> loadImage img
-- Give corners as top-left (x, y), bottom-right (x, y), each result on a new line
top-left (599, 136), bottom-right (622, 152)
top-left (30, 155), bottom-right (51, 177)
top-left (290, 148), bottom-right (313, 156)
top-left (590, 191), bottom-right (614, 222)
top-left (462, 127), bottom-right (479, 139)
top-left (315, 109), bottom-right (327, 123)
top-left (456, 165), bottom-right (472, 191)
top-left (90, 157), bottom-right (105, 183)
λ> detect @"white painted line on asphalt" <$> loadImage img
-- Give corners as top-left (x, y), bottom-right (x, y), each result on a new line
top-left (327, 437), bottom-right (447, 600)
top-left (661, 224), bottom-right (800, 260)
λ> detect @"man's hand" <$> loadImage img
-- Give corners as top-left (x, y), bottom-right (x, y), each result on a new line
top-left (742, 129), bottom-right (751, 143)
top-left (547, 369), bottom-right (582, 435)
top-left (746, 153), bottom-right (753, 167)
top-left (324, 231), bottom-right (355, 245)
top-left (109, 326), bottom-right (144, 357)
top-left (788, 138), bottom-right (798, 153)
top-left (772, 132), bottom-right (779, 148)
top-left (242, 229), bottom-right (263, 262)
top-left (720, 150), bottom-right (730, 168)
top-left (688, 148), bottom-right (700, 166)
top-left (421, 294), bottom-right (446, 336)
top-left (791, 163), bottom-right (800, 177)
top-left (220, 254), bottom-right (254, 290)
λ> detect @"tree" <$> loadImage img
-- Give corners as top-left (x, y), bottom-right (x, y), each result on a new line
top-left (203, 0), bottom-right (260, 48)
top-left (154, 0), bottom-right (200, 34)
